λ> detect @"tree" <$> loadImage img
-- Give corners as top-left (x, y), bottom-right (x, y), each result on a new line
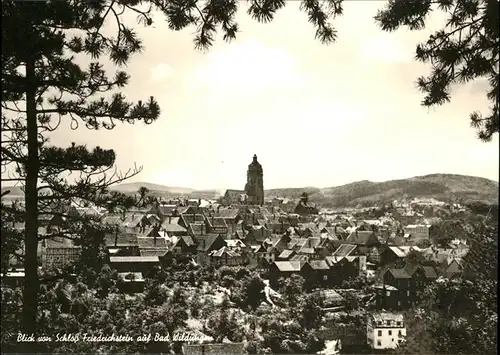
top-left (375, 0), bottom-right (499, 141)
top-left (137, 186), bottom-right (150, 207)
top-left (297, 291), bottom-right (325, 330)
top-left (393, 223), bottom-right (497, 354)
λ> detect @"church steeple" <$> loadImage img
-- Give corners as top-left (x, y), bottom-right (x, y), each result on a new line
top-left (244, 154), bottom-right (264, 206)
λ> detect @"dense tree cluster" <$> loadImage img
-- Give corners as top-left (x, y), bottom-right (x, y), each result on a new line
top-left (392, 223), bottom-right (498, 355)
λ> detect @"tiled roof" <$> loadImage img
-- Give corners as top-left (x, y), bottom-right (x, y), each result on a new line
top-left (387, 268), bottom-right (411, 279)
top-left (308, 260), bottom-right (330, 270)
top-left (162, 223), bottom-right (187, 233)
top-left (137, 237), bottom-right (168, 249)
top-left (372, 313), bottom-right (404, 323)
top-left (290, 254), bottom-right (309, 261)
top-left (298, 247), bottom-right (315, 254)
top-left (208, 217), bottom-right (227, 227)
top-left (216, 208), bottom-right (240, 219)
top-left (345, 231), bottom-right (378, 245)
top-left (45, 237), bottom-right (80, 248)
top-left (104, 233), bottom-right (138, 247)
top-left (209, 246), bottom-right (240, 258)
top-left (278, 249), bottom-right (295, 259)
top-left (273, 261), bottom-right (307, 272)
top-left (332, 244), bottom-right (357, 257)
top-left (140, 249), bottom-right (168, 257)
top-left (102, 214), bottom-right (123, 226)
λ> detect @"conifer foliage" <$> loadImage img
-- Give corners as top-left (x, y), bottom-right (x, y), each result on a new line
top-left (375, 0), bottom-right (499, 141)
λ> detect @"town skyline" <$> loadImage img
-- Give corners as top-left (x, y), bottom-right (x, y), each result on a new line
top-left (36, 1), bottom-right (498, 190)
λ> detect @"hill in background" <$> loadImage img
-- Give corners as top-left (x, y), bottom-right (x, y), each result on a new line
top-left (108, 182), bottom-right (220, 200)
top-left (265, 174), bottom-right (498, 208)
top-left (2, 174), bottom-right (497, 208)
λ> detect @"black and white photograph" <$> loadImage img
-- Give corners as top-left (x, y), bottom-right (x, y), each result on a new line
top-left (1, 0), bottom-right (498, 354)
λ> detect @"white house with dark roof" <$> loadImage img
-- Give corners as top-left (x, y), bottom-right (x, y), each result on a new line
top-left (367, 313), bottom-right (406, 350)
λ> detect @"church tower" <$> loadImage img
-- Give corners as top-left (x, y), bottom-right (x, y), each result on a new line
top-left (244, 154), bottom-right (264, 206)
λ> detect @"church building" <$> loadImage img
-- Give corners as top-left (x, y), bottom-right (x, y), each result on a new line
top-left (245, 154), bottom-right (264, 206)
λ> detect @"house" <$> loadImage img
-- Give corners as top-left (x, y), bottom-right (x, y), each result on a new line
top-left (403, 224), bottom-right (432, 243)
top-left (325, 256), bottom-right (360, 285)
top-left (196, 234), bottom-right (227, 265)
top-left (277, 249), bottom-right (296, 261)
top-left (179, 213), bottom-right (206, 230)
top-left (222, 189), bottom-right (246, 205)
top-left (379, 246), bottom-right (417, 266)
top-left (269, 261), bottom-right (314, 287)
top-left (117, 272), bottom-right (145, 293)
top-left (205, 216), bottom-right (229, 235)
top-left (367, 313), bottom-right (406, 350)
top-left (170, 235), bottom-right (197, 254)
top-left (104, 231), bottom-right (139, 257)
top-left (308, 259), bottom-right (332, 287)
top-left (43, 237), bottom-right (81, 269)
top-left (161, 217), bottom-right (187, 236)
top-left (344, 230), bottom-right (381, 263)
top-left (378, 264), bottom-right (438, 310)
top-left (378, 268), bottom-right (413, 310)
top-left (216, 208), bottom-right (242, 234)
top-left (137, 236), bottom-right (169, 259)
top-left (109, 256), bottom-right (160, 273)
top-left (444, 259), bottom-right (463, 278)
top-left (189, 222), bottom-right (207, 238)
top-left (320, 289), bottom-right (346, 309)
top-left (208, 247), bottom-right (245, 267)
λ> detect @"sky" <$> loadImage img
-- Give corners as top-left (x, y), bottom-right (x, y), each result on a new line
top-left (43, 1), bottom-right (498, 190)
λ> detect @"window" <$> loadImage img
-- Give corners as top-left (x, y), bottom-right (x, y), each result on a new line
top-left (392, 338), bottom-right (395, 342)
top-left (323, 275), bottom-right (328, 280)
top-left (407, 290), bottom-right (410, 296)
top-left (388, 330), bottom-right (392, 336)
top-left (386, 290), bottom-right (391, 296)
top-left (377, 340), bottom-right (381, 346)
top-left (398, 330), bottom-right (403, 337)
top-left (397, 322), bottom-right (402, 327)
top-left (378, 330), bottom-right (382, 336)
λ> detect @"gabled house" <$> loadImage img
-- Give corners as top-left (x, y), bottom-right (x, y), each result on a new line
top-left (208, 247), bottom-right (245, 267)
top-left (43, 237), bottom-right (81, 269)
top-left (104, 231), bottom-right (140, 257)
top-left (161, 217), bottom-right (188, 236)
top-left (137, 236), bottom-right (169, 258)
top-left (205, 216), bottom-right (229, 235)
top-left (216, 208), bottom-right (242, 234)
top-left (444, 259), bottom-right (463, 279)
top-left (277, 249), bottom-right (296, 261)
top-left (269, 261), bottom-right (314, 287)
top-left (344, 230), bottom-right (381, 263)
top-left (179, 213), bottom-right (206, 230)
top-left (196, 234), bottom-right (227, 265)
top-left (170, 235), bottom-right (196, 254)
top-left (308, 259), bottom-right (332, 287)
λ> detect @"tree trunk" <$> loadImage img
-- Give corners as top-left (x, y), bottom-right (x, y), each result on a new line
top-left (22, 54), bottom-right (40, 344)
